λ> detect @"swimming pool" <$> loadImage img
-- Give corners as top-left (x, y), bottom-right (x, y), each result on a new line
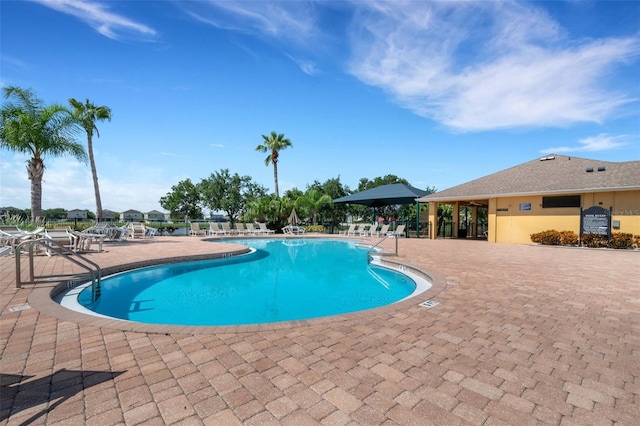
top-left (59, 238), bottom-right (430, 326)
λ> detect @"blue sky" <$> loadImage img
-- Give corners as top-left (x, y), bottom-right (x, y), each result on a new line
top-left (1, 0), bottom-right (639, 213)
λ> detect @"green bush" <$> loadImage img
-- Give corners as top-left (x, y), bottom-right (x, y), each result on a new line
top-left (581, 233), bottom-right (608, 248)
top-left (530, 230), bottom-right (561, 245)
top-left (608, 232), bottom-right (634, 249)
top-left (305, 225), bottom-right (325, 233)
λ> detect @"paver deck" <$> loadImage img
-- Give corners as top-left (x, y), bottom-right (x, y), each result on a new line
top-left (1, 235), bottom-right (638, 425)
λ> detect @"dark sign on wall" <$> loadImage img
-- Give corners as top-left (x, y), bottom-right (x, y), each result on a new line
top-left (580, 206), bottom-right (611, 237)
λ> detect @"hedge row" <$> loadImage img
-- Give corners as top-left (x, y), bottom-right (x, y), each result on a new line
top-left (530, 230), bottom-right (639, 249)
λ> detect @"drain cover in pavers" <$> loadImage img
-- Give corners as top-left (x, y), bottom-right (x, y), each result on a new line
top-left (9, 304), bottom-right (31, 312)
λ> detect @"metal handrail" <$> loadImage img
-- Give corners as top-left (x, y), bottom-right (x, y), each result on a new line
top-left (367, 235), bottom-right (392, 264)
top-left (15, 238), bottom-right (102, 302)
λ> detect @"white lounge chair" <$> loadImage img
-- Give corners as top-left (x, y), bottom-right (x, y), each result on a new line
top-left (387, 224), bottom-right (406, 238)
top-left (236, 223), bottom-right (249, 235)
top-left (128, 222), bottom-right (148, 239)
top-left (349, 224), bottom-right (366, 237)
top-left (258, 223), bottom-right (275, 234)
top-left (283, 225), bottom-right (305, 235)
top-left (209, 223), bottom-right (225, 236)
top-left (364, 224), bottom-right (377, 237)
top-left (246, 223), bottom-right (261, 235)
top-left (0, 226), bottom-right (39, 253)
top-left (190, 222), bottom-right (206, 237)
top-left (221, 223), bottom-right (236, 235)
top-left (373, 224), bottom-right (389, 237)
top-left (44, 228), bottom-right (78, 254)
top-left (145, 226), bottom-right (158, 237)
top-left (340, 224), bottom-right (356, 236)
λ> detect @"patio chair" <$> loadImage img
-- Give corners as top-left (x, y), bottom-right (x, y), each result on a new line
top-left (235, 223), bottom-right (248, 235)
top-left (190, 222), bottom-right (206, 237)
top-left (108, 224), bottom-right (130, 241)
top-left (349, 224), bottom-right (366, 237)
top-left (283, 225), bottom-right (305, 235)
top-left (246, 223), bottom-right (261, 235)
top-left (373, 224), bottom-right (390, 237)
top-left (364, 223), bottom-right (377, 237)
top-left (0, 226), bottom-right (39, 254)
top-left (386, 224), bottom-right (406, 238)
top-left (258, 222), bottom-right (275, 234)
top-left (44, 228), bottom-right (78, 254)
top-left (340, 224), bottom-right (356, 236)
top-left (209, 223), bottom-right (225, 236)
top-left (128, 222), bottom-right (148, 239)
top-left (145, 226), bottom-right (158, 237)
top-left (221, 222), bottom-right (236, 235)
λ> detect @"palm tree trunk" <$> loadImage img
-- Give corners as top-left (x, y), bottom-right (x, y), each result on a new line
top-left (87, 135), bottom-right (103, 220)
top-left (27, 157), bottom-right (45, 221)
top-left (273, 162), bottom-right (280, 198)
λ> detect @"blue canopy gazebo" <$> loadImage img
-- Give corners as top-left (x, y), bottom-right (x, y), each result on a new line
top-left (333, 183), bottom-right (429, 236)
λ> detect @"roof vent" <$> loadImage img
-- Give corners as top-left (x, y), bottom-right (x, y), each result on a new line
top-left (540, 156), bottom-right (555, 161)
top-left (597, 166), bottom-right (606, 172)
top-left (586, 167), bottom-right (594, 172)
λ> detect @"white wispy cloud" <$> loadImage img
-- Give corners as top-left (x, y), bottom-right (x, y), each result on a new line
top-left (181, 1), bottom-right (638, 131)
top-left (32, 0), bottom-right (157, 41)
top-left (286, 54), bottom-right (319, 76)
top-left (346, 1), bottom-right (639, 131)
top-left (181, 0), bottom-right (318, 46)
top-left (541, 134), bottom-right (632, 154)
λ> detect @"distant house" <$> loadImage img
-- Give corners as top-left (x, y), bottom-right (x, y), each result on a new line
top-left (67, 209), bottom-right (88, 220)
top-left (101, 209), bottom-right (117, 222)
top-left (145, 210), bottom-right (167, 222)
top-left (418, 154), bottom-right (640, 244)
top-left (209, 213), bottom-right (225, 222)
top-left (120, 209), bottom-right (144, 222)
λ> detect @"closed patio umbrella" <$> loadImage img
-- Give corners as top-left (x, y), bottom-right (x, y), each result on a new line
top-left (288, 209), bottom-right (300, 225)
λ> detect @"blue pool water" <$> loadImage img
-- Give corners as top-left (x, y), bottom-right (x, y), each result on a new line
top-left (68, 239), bottom-right (425, 326)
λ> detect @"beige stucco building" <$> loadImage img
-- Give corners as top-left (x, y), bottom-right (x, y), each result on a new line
top-left (418, 155), bottom-right (640, 244)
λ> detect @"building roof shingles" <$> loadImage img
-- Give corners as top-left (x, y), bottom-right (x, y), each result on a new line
top-left (419, 154), bottom-right (640, 201)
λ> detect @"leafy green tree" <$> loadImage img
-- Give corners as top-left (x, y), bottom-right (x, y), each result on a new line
top-left (1, 86), bottom-right (87, 220)
top-left (245, 195), bottom-right (275, 223)
top-left (357, 174), bottom-right (408, 191)
top-left (296, 189), bottom-right (332, 225)
top-left (69, 98), bottom-right (112, 221)
top-left (42, 208), bottom-right (68, 220)
top-left (159, 178), bottom-right (202, 220)
top-left (245, 194), bottom-right (292, 231)
top-left (255, 131), bottom-right (292, 198)
top-left (198, 169), bottom-right (267, 225)
top-left (282, 187), bottom-right (304, 202)
top-left (305, 177), bottom-right (350, 232)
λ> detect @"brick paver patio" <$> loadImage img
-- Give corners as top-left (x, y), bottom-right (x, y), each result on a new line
top-left (1, 236), bottom-right (638, 425)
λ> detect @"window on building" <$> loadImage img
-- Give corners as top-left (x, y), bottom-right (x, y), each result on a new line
top-left (542, 195), bottom-right (581, 208)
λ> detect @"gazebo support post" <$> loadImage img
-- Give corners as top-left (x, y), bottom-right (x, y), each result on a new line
top-left (416, 200), bottom-right (420, 238)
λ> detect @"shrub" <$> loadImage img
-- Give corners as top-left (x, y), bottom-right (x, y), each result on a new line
top-left (634, 235), bottom-right (640, 249)
top-left (559, 230), bottom-right (579, 246)
top-left (305, 225), bottom-right (325, 233)
top-left (581, 233), bottom-right (608, 248)
top-left (608, 232), bottom-right (634, 249)
top-left (530, 230), bottom-right (561, 245)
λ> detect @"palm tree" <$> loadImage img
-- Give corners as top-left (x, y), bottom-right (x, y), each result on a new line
top-left (296, 189), bottom-right (332, 225)
top-left (255, 131), bottom-right (292, 198)
top-left (1, 86), bottom-right (87, 221)
top-left (69, 98), bottom-right (112, 221)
